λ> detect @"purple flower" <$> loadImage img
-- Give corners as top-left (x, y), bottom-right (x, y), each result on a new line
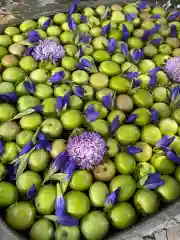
top-left (144, 173), bottom-right (165, 190)
top-left (36, 138), bottom-right (52, 152)
top-left (125, 13), bottom-right (136, 22)
top-left (150, 38), bottom-right (161, 45)
top-left (104, 187), bottom-right (120, 208)
top-left (68, 16), bottom-right (77, 30)
top-left (33, 105), bottom-right (43, 113)
top-left (156, 135), bottom-right (175, 149)
top-left (107, 38), bottom-right (117, 53)
top-left (168, 12), bottom-right (180, 21)
top-left (37, 132), bottom-right (46, 140)
top-left (63, 91), bottom-right (70, 107)
top-left (19, 141), bottom-right (33, 155)
top-left (149, 74), bottom-right (157, 88)
top-left (141, 30), bottom-right (151, 41)
top-left (52, 151), bottom-right (68, 172)
top-left (63, 159), bottom-right (76, 181)
top-left (73, 86), bottom-right (85, 98)
top-left (67, 131), bottom-right (106, 170)
top-left (126, 114), bottom-right (137, 123)
top-left (137, 0), bottom-right (147, 9)
top-left (56, 96), bottom-right (63, 112)
top-left (31, 39), bottom-right (65, 62)
top-left (170, 25), bottom-right (177, 37)
top-left (76, 45), bottom-right (84, 58)
top-left (132, 79), bottom-right (141, 88)
top-left (6, 163), bottom-right (18, 182)
top-left (127, 146), bottom-right (142, 155)
top-left (131, 49), bottom-right (143, 63)
top-left (105, 10), bottom-right (111, 20)
top-left (151, 109), bottom-right (159, 124)
top-left (27, 30), bottom-right (40, 43)
top-left (81, 15), bottom-right (87, 23)
top-left (24, 80), bottom-right (36, 94)
top-left (167, 150), bottom-right (180, 164)
top-left (170, 86), bottom-right (180, 102)
top-left (148, 67), bottom-right (161, 76)
top-left (164, 57), bottom-right (180, 83)
top-left (49, 71), bottom-right (65, 84)
top-left (81, 34), bottom-right (90, 43)
top-left (59, 213), bottom-right (79, 226)
top-left (85, 105), bottom-right (99, 122)
top-left (102, 93), bottom-right (113, 110)
top-left (101, 23), bottom-right (111, 35)
top-left (42, 17), bottom-right (52, 30)
top-left (122, 24), bottom-right (129, 41)
top-left (109, 116), bottom-right (119, 135)
top-left (121, 42), bottom-right (129, 57)
top-left (0, 139), bottom-right (4, 156)
top-left (26, 184), bottom-right (37, 199)
top-left (151, 14), bottom-right (161, 19)
top-left (125, 72), bottom-right (140, 80)
top-left (24, 46), bottom-right (35, 56)
top-left (0, 92), bottom-right (18, 103)
top-left (151, 24), bottom-right (161, 34)
top-left (69, 1), bottom-right (78, 14)
top-left (80, 58), bottom-right (93, 69)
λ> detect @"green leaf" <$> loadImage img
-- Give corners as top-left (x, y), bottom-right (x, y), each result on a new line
top-left (61, 180), bottom-right (70, 194)
top-left (49, 173), bottom-right (68, 181)
top-left (44, 215), bottom-right (58, 222)
top-left (42, 167), bottom-right (56, 185)
top-left (10, 108), bottom-right (36, 121)
top-left (32, 126), bottom-right (42, 144)
top-left (15, 155), bottom-right (29, 178)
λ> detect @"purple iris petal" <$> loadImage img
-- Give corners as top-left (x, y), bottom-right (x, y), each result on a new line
top-left (42, 17), bottom-right (52, 30)
top-left (0, 92), bottom-right (18, 103)
top-left (63, 91), bottom-right (70, 107)
top-left (56, 96), bottom-right (63, 112)
top-left (36, 139), bottom-right (52, 152)
top-left (148, 67), bottom-right (161, 76)
top-left (149, 74), bottom-right (157, 88)
top-left (69, 1), bottom-right (77, 14)
top-left (121, 42), bottom-right (129, 57)
top-left (127, 146), bottom-right (142, 155)
top-left (170, 25), bottom-right (177, 37)
top-left (49, 71), bottom-right (65, 84)
top-left (27, 30), bottom-right (40, 43)
top-left (81, 34), bottom-right (90, 43)
top-left (151, 14), bottom-right (161, 19)
top-left (102, 93), bottom-right (113, 110)
top-left (125, 13), bottom-right (136, 22)
top-left (105, 10), bottom-right (111, 20)
top-left (33, 105), bottom-right (43, 113)
top-left (137, 0), bottom-right (147, 9)
top-left (6, 163), bottom-right (18, 182)
top-left (170, 86), bottom-right (180, 101)
top-left (151, 24), bottom-right (161, 34)
top-left (168, 12), bottom-right (180, 21)
top-left (55, 195), bottom-right (66, 217)
top-left (141, 30), bottom-right (151, 41)
top-left (132, 79), bottom-right (141, 88)
top-left (167, 150), bottom-right (180, 164)
top-left (81, 58), bottom-right (92, 69)
top-left (81, 15), bottom-right (87, 23)
top-left (122, 24), bottom-right (129, 41)
top-left (132, 49), bottom-right (143, 63)
top-left (101, 23), bottom-right (111, 35)
top-left (104, 187), bottom-right (120, 208)
top-left (63, 158), bottom-right (76, 181)
top-left (68, 16), bottom-right (77, 30)
top-left (156, 135), bottom-right (175, 149)
top-left (0, 139), bottom-right (4, 155)
top-left (59, 213), bottom-right (79, 226)
top-left (23, 80), bottom-right (36, 94)
top-left (19, 141), bottom-right (33, 155)
top-left (150, 38), bottom-right (161, 45)
top-left (109, 116), bottom-right (119, 135)
top-left (126, 114), bottom-right (137, 123)
top-left (38, 132), bottom-right (46, 140)
top-left (73, 86), bottom-right (85, 98)
top-left (78, 45), bottom-right (84, 58)
top-left (85, 104), bottom-right (99, 122)
top-left (108, 38), bottom-right (117, 53)
top-left (52, 151), bottom-right (68, 172)
top-left (144, 173), bottom-right (165, 190)
top-left (125, 72), bottom-right (140, 80)
top-left (151, 109), bottom-right (159, 124)
top-left (24, 46), bottom-right (35, 56)
top-left (27, 184), bottom-right (37, 199)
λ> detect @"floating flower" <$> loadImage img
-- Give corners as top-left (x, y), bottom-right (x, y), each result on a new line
top-left (122, 24), bottom-right (129, 41)
top-left (49, 71), bottom-right (65, 84)
top-left (132, 79), bottom-right (141, 88)
top-left (107, 38), bottom-right (117, 53)
top-left (26, 184), bottom-right (37, 199)
top-left (61, 158), bottom-right (76, 193)
top-left (164, 57), bottom-right (180, 82)
top-left (81, 15), bottom-right (87, 23)
top-left (131, 48), bottom-right (143, 63)
top-left (121, 42), bottom-right (129, 57)
top-left (35, 133), bottom-right (52, 152)
top-left (0, 139), bottom-right (4, 156)
top-left (19, 141), bottom-right (34, 156)
top-left (42, 17), bottom-right (52, 30)
top-left (33, 105), bottom-right (43, 113)
top-left (125, 72), bottom-right (140, 80)
top-left (148, 67), bottom-right (161, 76)
top-left (155, 135), bottom-right (175, 149)
top-left (67, 132), bottom-right (106, 170)
top-left (102, 93), bottom-right (113, 110)
top-left (150, 38), bottom-right (161, 45)
top-left (104, 187), bottom-right (120, 209)
top-left (149, 74), bottom-right (157, 88)
top-left (24, 80), bottom-right (36, 94)
top-left (0, 92), bottom-right (18, 103)
top-left (143, 173), bottom-right (165, 190)
top-left (27, 30), bottom-right (40, 43)
top-left (31, 39), bottom-right (65, 63)
top-left (125, 13), bottom-right (136, 22)
top-left (151, 14), bottom-right (161, 19)
top-left (126, 114), bottom-right (137, 123)
top-left (68, 16), bottom-right (77, 30)
top-left (127, 146), bottom-right (142, 155)
top-left (73, 86), bottom-right (85, 98)
top-left (170, 24), bottom-right (177, 37)
top-left (109, 116), bottom-right (119, 135)
top-left (85, 105), bottom-right (99, 122)
top-left (150, 109), bottom-right (159, 124)
top-left (101, 23), bottom-right (111, 35)
top-left (137, 0), bottom-right (147, 9)
top-left (168, 11), bottom-right (180, 21)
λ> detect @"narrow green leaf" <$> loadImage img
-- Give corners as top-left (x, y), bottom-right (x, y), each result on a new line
top-left (15, 155), bottom-right (29, 178)
top-left (49, 173), bottom-right (68, 181)
top-left (61, 180), bottom-right (70, 194)
top-left (10, 108), bottom-right (36, 121)
top-left (32, 125), bottom-right (42, 144)
top-left (42, 167), bottom-right (56, 185)
top-left (44, 215), bottom-right (58, 222)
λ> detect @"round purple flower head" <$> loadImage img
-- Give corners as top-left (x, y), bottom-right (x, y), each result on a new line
top-left (31, 39), bottom-right (65, 62)
top-left (164, 57), bottom-right (180, 82)
top-left (66, 132), bottom-right (107, 170)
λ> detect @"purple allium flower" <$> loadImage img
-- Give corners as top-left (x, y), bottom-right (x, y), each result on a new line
top-left (164, 57), bottom-right (180, 82)
top-left (31, 39), bottom-right (65, 63)
top-left (67, 132), bottom-right (106, 170)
